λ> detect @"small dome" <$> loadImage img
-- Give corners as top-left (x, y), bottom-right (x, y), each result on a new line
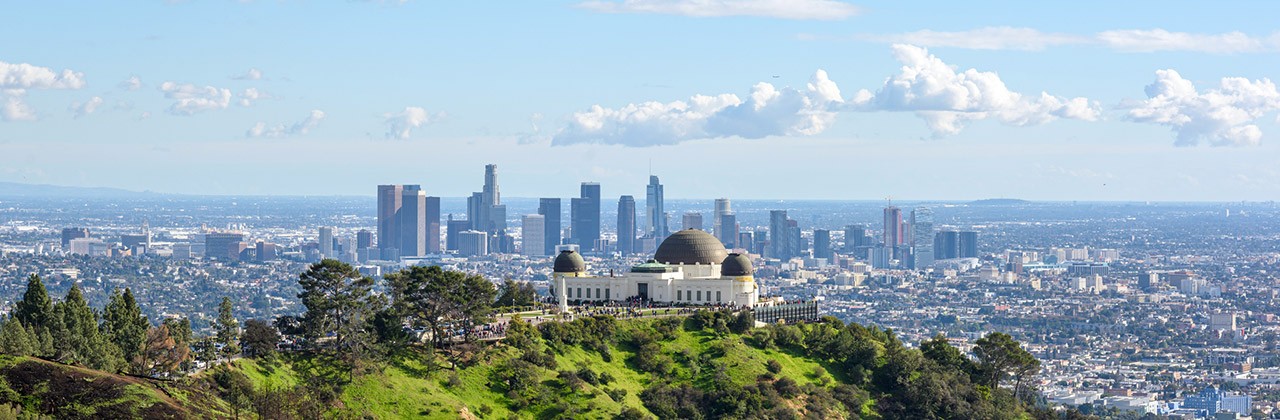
top-left (553, 250), bottom-right (586, 273)
top-left (654, 229), bottom-right (728, 265)
top-left (721, 253), bottom-right (753, 276)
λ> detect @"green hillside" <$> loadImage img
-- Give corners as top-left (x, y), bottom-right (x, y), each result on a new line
top-left (229, 317), bottom-right (845, 419)
top-left (0, 355), bottom-right (231, 419)
top-left (0, 312), bottom-right (1048, 419)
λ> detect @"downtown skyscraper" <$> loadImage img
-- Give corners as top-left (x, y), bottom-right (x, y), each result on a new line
top-left (883, 205), bottom-right (903, 260)
top-left (538, 198), bottom-right (561, 255)
top-left (571, 182), bottom-right (601, 252)
top-left (617, 195), bottom-right (636, 255)
top-left (646, 175), bottom-right (667, 240)
top-left (467, 164), bottom-right (506, 235)
top-left (377, 184), bottom-right (438, 259)
top-left (910, 207), bottom-right (935, 269)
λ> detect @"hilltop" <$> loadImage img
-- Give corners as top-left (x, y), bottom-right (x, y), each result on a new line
top-left (0, 311), bottom-right (1053, 419)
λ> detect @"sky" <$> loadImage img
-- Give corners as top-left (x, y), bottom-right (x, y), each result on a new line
top-left (2, 0), bottom-right (1280, 201)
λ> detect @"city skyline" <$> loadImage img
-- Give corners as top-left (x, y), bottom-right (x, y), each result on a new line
top-left (2, 1), bottom-right (1280, 201)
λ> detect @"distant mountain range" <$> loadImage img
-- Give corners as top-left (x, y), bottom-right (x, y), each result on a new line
top-left (0, 182), bottom-right (162, 198)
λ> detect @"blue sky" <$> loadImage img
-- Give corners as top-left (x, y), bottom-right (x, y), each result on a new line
top-left (2, 0), bottom-right (1279, 201)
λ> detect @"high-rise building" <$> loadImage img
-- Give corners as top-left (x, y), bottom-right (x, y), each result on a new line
top-left (398, 186), bottom-right (426, 257)
top-left (718, 214), bottom-right (738, 248)
top-left (356, 229), bottom-right (373, 250)
top-left (682, 212), bottom-right (703, 231)
top-left (844, 225), bottom-right (867, 251)
top-left (446, 219), bottom-right (470, 251)
top-left (883, 206), bottom-right (903, 248)
top-left (318, 226), bottom-right (334, 259)
top-left (713, 198), bottom-right (730, 236)
top-left (521, 214), bottom-right (545, 256)
top-left (572, 182), bottom-right (601, 252)
top-left (61, 228), bottom-right (90, 249)
top-left (617, 195), bottom-right (636, 255)
top-left (538, 198), bottom-right (561, 255)
top-left (958, 231), bottom-right (978, 258)
top-left (426, 196), bottom-right (441, 254)
top-left (376, 185), bottom-right (403, 254)
top-left (205, 232), bottom-right (246, 261)
top-left (466, 164), bottom-right (505, 234)
top-left (934, 230), bottom-right (959, 260)
top-left (458, 230), bottom-right (488, 257)
top-left (646, 175), bottom-right (667, 239)
top-left (769, 210), bottom-right (793, 260)
top-left (910, 208), bottom-right (934, 269)
top-left (814, 229), bottom-right (831, 260)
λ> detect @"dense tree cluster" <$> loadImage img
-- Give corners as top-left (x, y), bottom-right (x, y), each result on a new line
top-left (0, 275), bottom-right (193, 377)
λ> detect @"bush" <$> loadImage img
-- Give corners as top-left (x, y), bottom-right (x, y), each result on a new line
top-left (577, 367), bottom-right (601, 385)
top-left (606, 388), bottom-right (628, 402)
top-left (766, 359), bottom-right (783, 374)
top-left (773, 377), bottom-right (800, 398)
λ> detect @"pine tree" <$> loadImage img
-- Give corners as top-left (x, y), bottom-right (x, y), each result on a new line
top-left (299, 259), bottom-right (381, 378)
top-left (12, 275), bottom-right (53, 330)
top-left (0, 317), bottom-right (36, 356)
top-left (216, 297), bottom-right (240, 362)
top-left (103, 288), bottom-right (149, 373)
top-left (56, 285), bottom-right (124, 371)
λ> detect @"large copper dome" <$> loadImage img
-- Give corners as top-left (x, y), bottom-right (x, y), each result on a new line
top-left (553, 250), bottom-right (586, 273)
top-left (653, 229), bottom-right (728, 265)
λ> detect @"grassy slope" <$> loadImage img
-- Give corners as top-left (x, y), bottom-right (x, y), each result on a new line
top-left (231, 319), bottom-right (837, 419)
top-left (0, 355), bottom-right (232, 419)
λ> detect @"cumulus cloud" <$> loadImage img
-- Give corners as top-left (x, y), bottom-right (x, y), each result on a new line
top-left (552, 45), bottom-right (1096, 145)
top-left (384, 106), bottom-right (442, 139)
top-left (120, 75), bottom-right (142, 91)
top-left (849, 27), bottom-right (1280, 54)
top-left (858, 27), bottom-right (1085, 51)
top-left (0, 61), bottom-right (85, 90)
top-left (231, 68), bottom-right (263, 80)
top-left (238, 88), bottom-right (266, 107)
top-left (552, 70), bottom-right (844, 146)
top-left (159, 82), bottom-right (232, 115)
top-left (70, 96), bottom-right (104, 118)
top-left (0, 60), bottom-right (86, 121)
top-left (1124, 69), bottom-right (1280, 146)
top-left (850, 44), bottom-right (1099, 136)
top-left (578, 0), bottom-right (859, 20)
top-left (247, 109), bottom-right (326, 138)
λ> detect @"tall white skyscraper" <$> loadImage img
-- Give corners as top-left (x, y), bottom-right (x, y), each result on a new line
top-left (521, 214), bottom-right (545, 257)
top-left (318, 226), bottom-right (334, 259)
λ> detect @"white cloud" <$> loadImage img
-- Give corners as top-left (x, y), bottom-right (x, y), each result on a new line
top-left (1096, 29), bottom-right (1276, 53)
top-left (120, 75), bottom-right (142, 91)
top-left (851, 27), bottom-right (1280, 54)
top-left (238, 88), bottom-right (266, 107)
top-left (1124, 69), bottom-right (1280, 146)
top-left (247, 109), bottom-right (325, 138)
top-left (859, 27), bottom-right (1085, 51)
top-left (0, 60), bottom-right (85, 121)
top-left (2, 90), bottom-right (35, 121)
top-left (552, 45), bottom-right (1095, 145)
top-left (70, 96), bottom-right (104, 118)
top-left (851, 44), bottom-right (1099, 136)
top-left (552, 70), bottom-right (844, 146)
top-left (0, 60), bottom-right (85, 90)
top-left (231, 68), bottom-right (263, 80)
top-left (159, 81), bottom-right (232, 115)
top-left (578, 0), bottom-right (859, 20)
top-left (384, 106), bottom-right (441, 139)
